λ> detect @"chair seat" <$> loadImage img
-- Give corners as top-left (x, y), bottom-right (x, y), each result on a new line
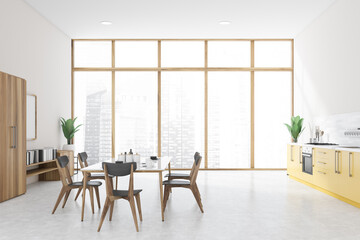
top-left (163, 180), bottom-right (190, 186)
top-left (113, 189), bottom-right (142, 197)
top-left (89, 173), bottom-right (106, 178)
top-left (164, 173), bottom-right (190, 178)
top-left (70, 181), bottom-right (102, 187)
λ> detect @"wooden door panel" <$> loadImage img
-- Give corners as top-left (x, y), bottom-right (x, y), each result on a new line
top-left (14, 77), bottom-right (26, 196)
top-left (0, 72), bottom-right (26, 202)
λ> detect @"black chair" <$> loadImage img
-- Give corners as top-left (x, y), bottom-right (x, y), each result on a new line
top-left (78, 152), bottom-right (106, 180)
top-left (74, 152), bottom-right (107, 201)
top-left (97, 162), bottom-right (143, 232)
top-left (165, 155), bottom-right (200, 180)
top-left (52, 156), bottom-right (102, 214)
top-left (162, 152), bottom-right (204, 218)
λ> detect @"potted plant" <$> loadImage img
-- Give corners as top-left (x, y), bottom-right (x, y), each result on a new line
top-left (60, 117), bottom-right (82, 151)
top-left (284, 115), bottom-right (305, 143)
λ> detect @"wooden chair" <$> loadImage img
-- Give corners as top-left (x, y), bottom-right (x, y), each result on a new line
top-left (74, 152), bottom-right (107, 201)
top-left (162, 152), bottom-right (204, 218)
top-left (165, 155), bottom-right (201, 180)
top-left (78, 152), bottom-right (106, 180)
top-left (52, 156), bottom-right (102, 214)
top-left (97, 162), bottom-right (143, 232)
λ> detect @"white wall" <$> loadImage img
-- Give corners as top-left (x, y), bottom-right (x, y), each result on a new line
top-left (294, 0), bottom-right (360, 141)
top-left (0, 0), bottom-right (71, 150)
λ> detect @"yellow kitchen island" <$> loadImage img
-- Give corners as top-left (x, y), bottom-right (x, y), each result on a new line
top-left (287, 143), bottom-right (360, 208)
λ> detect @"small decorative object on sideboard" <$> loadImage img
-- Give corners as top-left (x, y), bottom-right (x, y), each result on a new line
top-left (118, 149), bottom-right (141, 165)
top-left (284, 115), bottom-right (305, 143)
top-left (26, 148), bottom-right (57, 165)
top-left (134, 153), bottom-right (140, 164)
top-left (118, 153), bottom-right (125, 162)
top-left (60, 117), bottom-right (82, 151)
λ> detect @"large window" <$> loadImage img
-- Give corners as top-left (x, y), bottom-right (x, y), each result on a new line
top-left (73, 39), bottom-right (293, 169)
top-left (161, 72), bottom-right (205, 168)
top-left (254, 72), bottom-right (292, 168)
top-left (208, 72), bottom-right (251, 168)
top-left (73, 71), bottom-right (112, 165)
top-left (115, 72), bottom-right (158, 158)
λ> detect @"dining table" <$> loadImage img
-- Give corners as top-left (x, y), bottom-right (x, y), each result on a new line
top-left (80, 157), bottom-right (170, 222)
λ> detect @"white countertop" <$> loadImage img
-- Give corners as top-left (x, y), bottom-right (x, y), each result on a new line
top-left (289, 143), bottom-right (360, 152)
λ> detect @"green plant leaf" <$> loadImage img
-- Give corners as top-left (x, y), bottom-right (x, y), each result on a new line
top-left (60, 117), bottom-right (82, 142)
top-left (285, 115), bottom-right (305, 142)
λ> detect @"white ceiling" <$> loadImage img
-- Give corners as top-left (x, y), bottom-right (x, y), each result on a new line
top-left (24, 0), bottom-right (336, 39)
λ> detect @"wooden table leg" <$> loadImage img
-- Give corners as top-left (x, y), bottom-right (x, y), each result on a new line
top-left (81, 173), bottom-right (87, 221)
top-left (159, 171), bottom-right (164, 221)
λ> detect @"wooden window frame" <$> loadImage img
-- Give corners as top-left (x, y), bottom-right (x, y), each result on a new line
top-left (71, 39), bottom-right (294, 170)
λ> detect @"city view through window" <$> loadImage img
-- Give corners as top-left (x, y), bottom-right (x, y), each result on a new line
top-left (73, 40), bottom-right (293, 168)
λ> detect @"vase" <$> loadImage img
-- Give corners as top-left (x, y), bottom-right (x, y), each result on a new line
top-left (63, 144), bottom-right (75, 151)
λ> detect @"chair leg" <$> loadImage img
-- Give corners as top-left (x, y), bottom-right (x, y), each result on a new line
top-left (168, 177), bottom-right (172, 193)
top-left (94, 187), bottom-right (101, 209)
top-left (74, 188), bottom-right (82, 201)
top-left (115, 177), bottom-right (118, 190)
top-left (194, 183), bottom-right (201, 200)
top-left (190, 187), bottom-right (204, 213)
top-left (129, 198), bottom-right (139, 232)
top-left (194, 186), bottom-right (203, 208)
top-left (52, 187), bottom-right (66, 214)
top-left (89, 187), bottom-right (95, 214)
top-left (62, 189), bottom-right (72, 208)
top-left (109, 201), bottom-right (114, 221)
top-left (163, 185), bottom-right (170, 213)
top-left (97, 197), bottom-right (111, 232)
top-left (135, 194), bottom-right (143, 221)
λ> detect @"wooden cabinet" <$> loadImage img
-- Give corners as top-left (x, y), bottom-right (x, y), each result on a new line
top-left (0, 71), bottom-right (26, 202)
top-left (25, 150), bottom-right (75, 181)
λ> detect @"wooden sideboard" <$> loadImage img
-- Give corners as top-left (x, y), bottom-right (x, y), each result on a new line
top-left (26, 150), bottom-right (74, 181)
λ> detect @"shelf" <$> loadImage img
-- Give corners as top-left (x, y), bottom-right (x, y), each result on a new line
top-left (26, 160), bottom-right (56, 168)
top-left (26, 167), bottom-right (57, 177)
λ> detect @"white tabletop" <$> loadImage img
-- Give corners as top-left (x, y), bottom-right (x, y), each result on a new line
top-left (81, 156), bottom-right (170, 173)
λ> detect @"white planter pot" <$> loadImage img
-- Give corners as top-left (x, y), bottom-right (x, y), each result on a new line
top-left (63, 144), bottom-right (75, 151)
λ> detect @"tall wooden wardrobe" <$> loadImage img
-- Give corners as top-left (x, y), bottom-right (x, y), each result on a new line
top-left (0, 71), bottom-right (26, 202)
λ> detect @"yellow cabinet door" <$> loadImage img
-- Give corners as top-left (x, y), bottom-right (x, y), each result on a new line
top-left (293, 146), bottom-right (302, 178)
top-left (313, 148), bottom-right (336, 191)
top-left (292, 145), bottom-right (300, 178)
top-left (287, 145), bottom-right (296, 176)
top-left (342, 152), bottom-right (360, 203)
top-left (287, 145), bottom-right (302, 178)
top-left (328, 150), bottom-right (348, 197)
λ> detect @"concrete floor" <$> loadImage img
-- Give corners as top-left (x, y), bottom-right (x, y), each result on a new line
top-left (1, 171), bottom-right (360, 240)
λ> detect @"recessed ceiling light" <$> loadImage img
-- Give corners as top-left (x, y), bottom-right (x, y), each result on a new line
top-left (100, 21), bottom-right (112, 25)
top-left (219, 21), bottom-right (231, 25)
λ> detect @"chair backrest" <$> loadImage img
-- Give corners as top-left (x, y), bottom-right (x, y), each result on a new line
top-left (102, 162), bottom-right (136, 177)
top-left (78, 152), bottom-right (89, 168)
top-left (102, 162), bottom-right (136, 197)
top-left (56, 156), bottom-right (73, 186)
top-left (189, 152), bottom-right (202, 184)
